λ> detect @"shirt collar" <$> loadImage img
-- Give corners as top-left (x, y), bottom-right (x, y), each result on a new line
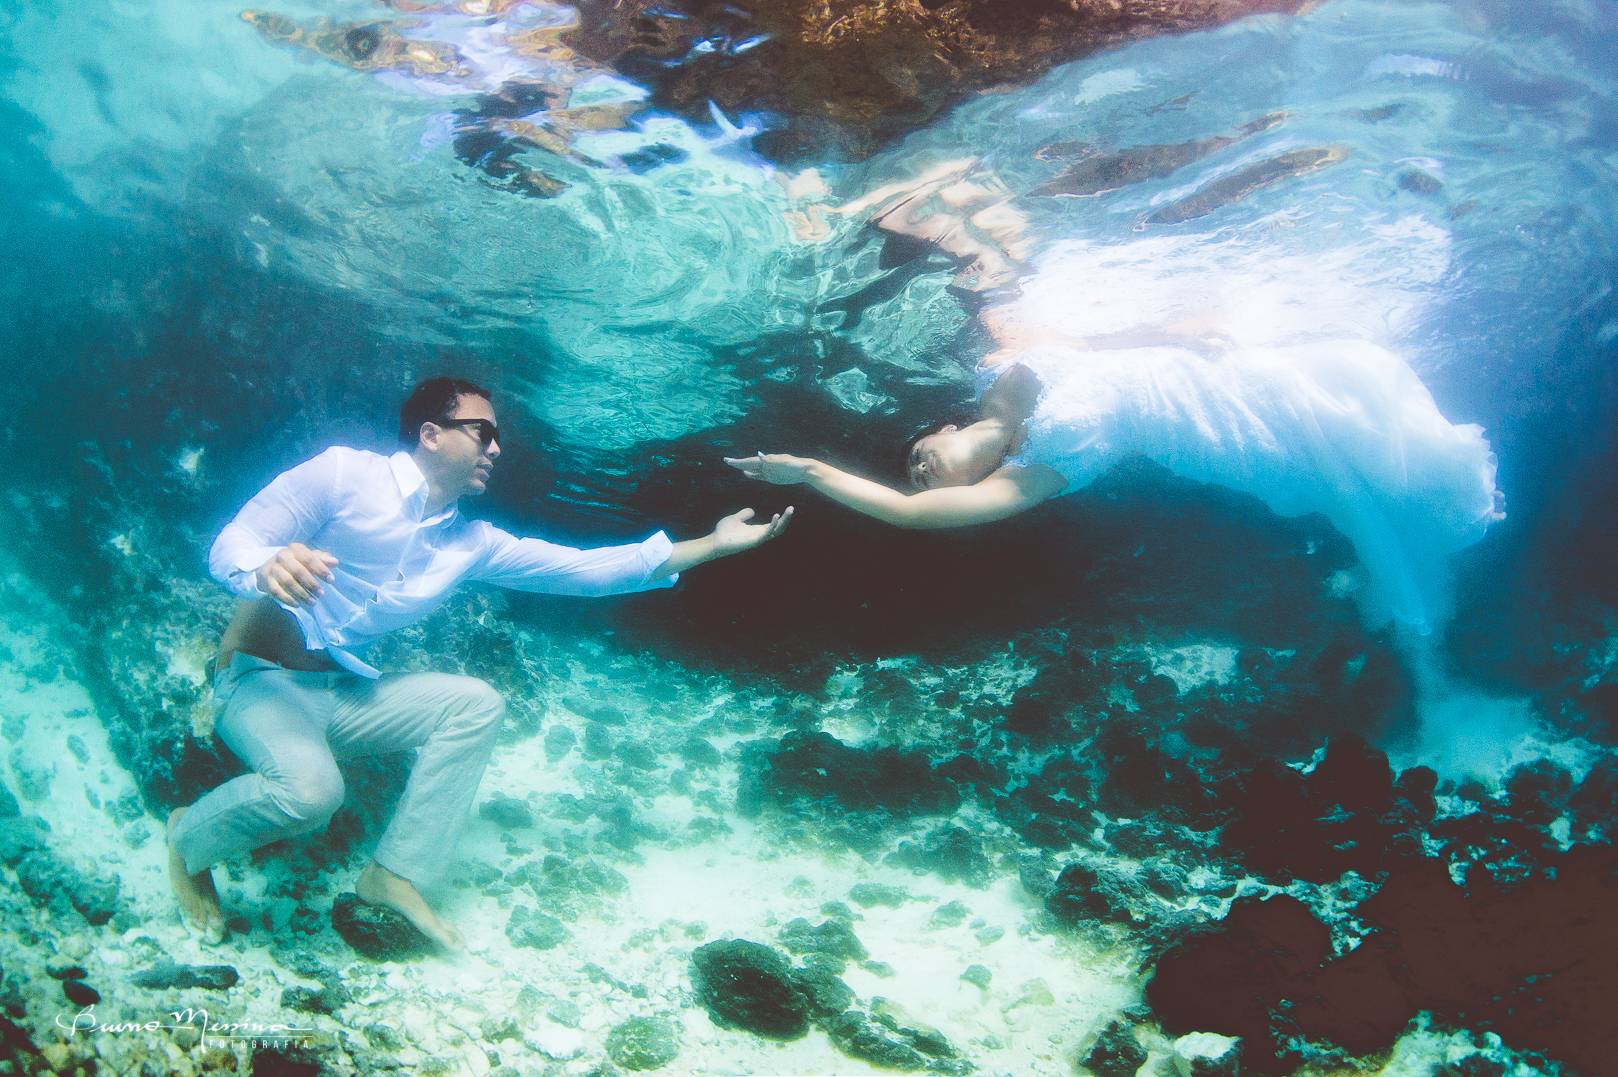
top-left (389, 451), bottom-right (427, 499)
top-left (389, 450), bottom-right (459, 526)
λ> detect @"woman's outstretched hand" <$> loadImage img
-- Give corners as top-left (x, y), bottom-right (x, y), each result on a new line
top-left (723, 452), bottom-right (816, 486)
top-left (711, 506), bottom-right (795, 556)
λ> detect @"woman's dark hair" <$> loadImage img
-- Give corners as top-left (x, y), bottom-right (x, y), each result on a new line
top-left (399, 377), bottom-right (491, 448)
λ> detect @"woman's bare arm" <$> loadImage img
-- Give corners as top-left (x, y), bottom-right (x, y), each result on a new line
top-left (725, 454), bottom-right (1065, 529)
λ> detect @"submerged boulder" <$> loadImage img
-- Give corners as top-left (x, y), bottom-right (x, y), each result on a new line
top-left (605, 1015), bottom-right (681, 1071)
top-left (778, 918), bottom-right (868, 970)
top-left (691, 940), bottom-right (811, 1040)
top-left (330, 894), bottom-right (435, 961)
top-left (564, 0), bottom-right (1313, 163)
top-left (129, 961), bottom-right (240, 991)
top-left (1079, 1019), bottom-right (1147, 1077)
top-left (740, 731), bottom-right (958, 819)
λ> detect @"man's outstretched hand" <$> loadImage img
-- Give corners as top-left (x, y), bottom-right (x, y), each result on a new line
top-left (711, 506), bottom-right (794, 556)
top-left (255, 542), bottom-right (339, 608)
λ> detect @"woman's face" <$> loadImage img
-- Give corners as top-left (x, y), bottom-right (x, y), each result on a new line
top-left (907, 426), bottom-right (981, 490)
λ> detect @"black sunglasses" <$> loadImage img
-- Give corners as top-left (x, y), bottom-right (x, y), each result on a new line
top-left (438, 418), bottom-right (501, 448)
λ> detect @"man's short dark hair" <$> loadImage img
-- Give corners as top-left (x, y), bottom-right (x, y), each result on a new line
top-left (399, 377), bottom-right (492, 448)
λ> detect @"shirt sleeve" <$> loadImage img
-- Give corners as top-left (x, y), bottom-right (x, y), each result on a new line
top-left (208, 447), bottom-right (345, 598)
top-left (469, 523), bottom-right (679, 597)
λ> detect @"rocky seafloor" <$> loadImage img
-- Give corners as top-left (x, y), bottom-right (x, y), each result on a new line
top-left (1, 469), bottom-right (1615, 1077)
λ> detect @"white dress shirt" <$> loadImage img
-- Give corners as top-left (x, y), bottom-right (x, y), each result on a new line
top-left (209, 447), bottom-right (678, 677)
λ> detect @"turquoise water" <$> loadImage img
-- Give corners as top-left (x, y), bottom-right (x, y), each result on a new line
top-left (3, 0), bottom-right (1617, 1073)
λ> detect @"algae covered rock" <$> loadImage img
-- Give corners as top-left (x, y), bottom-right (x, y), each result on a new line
top-left (129, 960), bottom-right (240, 991)
top-left (605, 1015), bottom-right (680, 1071)
top-left (777, 917), bottom-right (867, 970)
top-left (690, 939), bottom-right (810, 1039)
top-left (479, 793), bottom-right (535, 830)
top-left (1080, 1019), bottom-right (1147, 1076)
top-left (740, 730), bottom-right (958, 819)
top-left (330, 893), bottom-right (435, 960)
top-left (885, 824), bottom-right (992, 886)
top-left (506, 906), bottom-right (569, 951)
top-left (824, 1003), bottom-right (969, 1074)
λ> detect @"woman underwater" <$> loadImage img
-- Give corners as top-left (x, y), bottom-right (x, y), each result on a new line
top-left (728, 236), bottom-right (1504, 636)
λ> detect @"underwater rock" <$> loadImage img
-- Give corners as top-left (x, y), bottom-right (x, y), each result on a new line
top-left (1046, 862), bottom-right (1147, 927)
top-left (281, 983), bottom-right (351, 1015)
top-left (1147, 842), bottom-right (1618, 1073)
top-left (330, 893), bottom-right (436, 960)
top-left (690, 939), bottom-right (811, 1040)
top-left (1146, 895), bottom-right (1331, 1065)
top-left (1094, 725), bottom-right (1217, 825)
top-left (506, 906), bottom-right (569, 951)
top-left (520, 853), bottom-right (630, 920)
top-left (824, 1001), bottom-right (970, 1074)
top-left (885, 824), bottom-right (992, 886)
top-left (793, 956), bottom-right (857, 1019)
top-left (961, 964), bottom-right (991, 990)
top-left (0, 819), bottom-right (45, 866)
top-left (479, 793), bottom-right (535, 830)
top-left (1501, 759), bottom-right (1574, 826)
top-left (0, 1013), bottom-right (44, 1070)
top-left (1171, 1032), bottom-right (1241, 1076)
top-left (605, 1015), bottom-right (681, 1071)
top-left (130, 961), bottom-right (240, 991)
top-left (778, 918), bottom-right (868, 970)
top-left (61, 979), bottom-right (99, 1007)
top-left (1216, 742), bottom-right (1409, 883)
top-left (740, 730), bottom-right (959, 819)
top-left (1080, 1018), bottom-right (1148, 1076)
top-left (824, 1010), bottom-right (931, 1072)
top-left (12, 849), bottom-right (118, 925)
top-left (564, 0), bottom-right (1311, 163)
top-left (848, 882), bottom-right (909, 908)
top-left (543, 725), bottom-right (576, 762)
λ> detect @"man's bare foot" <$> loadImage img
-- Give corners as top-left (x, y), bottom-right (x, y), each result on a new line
top-left (355, 862), bottom-right (463, 952)
top-left (167, 809), bottom-right (227, 944)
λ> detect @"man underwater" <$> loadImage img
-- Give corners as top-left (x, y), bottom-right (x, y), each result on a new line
top-left (168, 376), bottom-right (791, 949)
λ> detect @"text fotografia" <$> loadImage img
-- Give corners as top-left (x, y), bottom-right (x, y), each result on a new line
top-left (58, 1006), bottom-right (319, 1048)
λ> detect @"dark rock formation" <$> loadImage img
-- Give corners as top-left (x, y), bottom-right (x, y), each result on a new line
top-left (824, 1002), bottom-right (970, 1075)
top-left (691, 939), bottom-right (811, 1040)
top-left (61, 979), bottom-right (99, 1007)
top-left (280, 983), bottom-right (351, 1015)
top-left (1080, 1019), bottom-right (1147, 1076)
top-left (565, 0), bottom-right (1311, 163)
top-left (130, 961), bottom-right (241, 991)
top-left (778, 918), bottom-right (868, 970)
top-left (885, 824), bottom-right (992, 886)
top-left (330, 893), bottom-right (436, 961)
top-left (1046, 862), bottom-right (1149, 927)
top-left (11, 848), bottom-right (118, 926)
top-left (1147, 843), bottom-right (1618, 1073)
top-left (739, 730), bottom-right (959, 819)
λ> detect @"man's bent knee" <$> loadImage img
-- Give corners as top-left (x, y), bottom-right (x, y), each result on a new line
top-left (456, 678), bottom-right (506, 724)
top-left (273, 769), bottom-right (346, 829)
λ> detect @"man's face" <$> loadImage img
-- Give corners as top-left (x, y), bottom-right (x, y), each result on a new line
top-left (435, 394), bottom-right (501, 499)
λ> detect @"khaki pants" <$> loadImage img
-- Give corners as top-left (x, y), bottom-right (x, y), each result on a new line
top-left (170, 653), bottom-right (505, 886)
